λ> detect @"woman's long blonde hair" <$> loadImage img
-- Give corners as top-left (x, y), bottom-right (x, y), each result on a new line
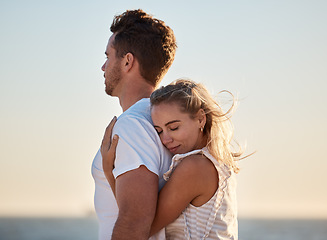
top-left (150, 79), bottom-right (242, 173)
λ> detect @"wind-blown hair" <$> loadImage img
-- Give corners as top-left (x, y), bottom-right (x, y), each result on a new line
top-left (110, 9), bottom-right (177, 87)
top-left (150, 79), bottom-right (242, 173)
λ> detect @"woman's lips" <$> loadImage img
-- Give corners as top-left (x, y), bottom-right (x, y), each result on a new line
top-left (168, 145), bottom-right (180, 154)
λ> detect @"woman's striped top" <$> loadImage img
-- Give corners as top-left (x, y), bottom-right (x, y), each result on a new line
top-left (163, 148), bottom-right (238, 240)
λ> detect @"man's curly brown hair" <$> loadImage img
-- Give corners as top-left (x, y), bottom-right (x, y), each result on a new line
top-left (110, 9), bottom-right (177, 87)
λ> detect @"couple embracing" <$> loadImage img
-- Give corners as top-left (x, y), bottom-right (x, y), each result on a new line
top-left (92, 9), bottom-right (242, 240)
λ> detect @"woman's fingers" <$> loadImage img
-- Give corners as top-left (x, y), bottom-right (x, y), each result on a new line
top-left (101, 116), bottom-right (119, 173)
top-left (102, 134), bottom-right (119, 172)
top-left (103, 134), bottom-right (119, 196)
top-left (101, 116), bottom-right (117, 152)
top-left (108, 134), bottom-right (119, 168)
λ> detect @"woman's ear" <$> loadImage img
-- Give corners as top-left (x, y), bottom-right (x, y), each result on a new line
top-left (122, 52), bottom-right (134, 72)
top-left (197, 109), bottom-right (206, 128)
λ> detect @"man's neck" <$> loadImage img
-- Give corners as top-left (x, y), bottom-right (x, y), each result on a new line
top-left (119, 84), bottom-right (154, 112)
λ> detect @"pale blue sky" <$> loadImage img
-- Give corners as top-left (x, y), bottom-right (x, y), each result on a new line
top-left (1, 0), bottom-right (327, 218)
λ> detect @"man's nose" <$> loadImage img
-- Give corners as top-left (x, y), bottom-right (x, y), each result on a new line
top-left (101, 61), bottom-right (106, 71)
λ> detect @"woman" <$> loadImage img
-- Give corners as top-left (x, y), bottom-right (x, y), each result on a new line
top-left (101, 79), bottom-right (242, 239)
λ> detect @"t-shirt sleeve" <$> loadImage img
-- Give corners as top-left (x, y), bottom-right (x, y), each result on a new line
top-left (112, 116), bottom-right (161, 179)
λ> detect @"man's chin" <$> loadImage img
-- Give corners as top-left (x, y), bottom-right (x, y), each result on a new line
top-left (105, 90), bottom-right (112, 96)
top-left (105, 87), bottom-right (115, 97)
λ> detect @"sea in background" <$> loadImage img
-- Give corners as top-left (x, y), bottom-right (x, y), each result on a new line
top-left (0, 217), bottom-right (326, 240)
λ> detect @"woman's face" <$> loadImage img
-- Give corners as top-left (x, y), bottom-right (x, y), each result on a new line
top-left (151, 102), bottom-right (206, 154)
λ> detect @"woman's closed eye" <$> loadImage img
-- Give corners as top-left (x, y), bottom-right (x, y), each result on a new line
top-left (154, 127), bottom-right (163, 134)
top-left (170, 126), bottom-right (179, 131)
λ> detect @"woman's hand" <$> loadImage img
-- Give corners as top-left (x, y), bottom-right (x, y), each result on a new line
top-left (101, 116), bottom-right (119, 196)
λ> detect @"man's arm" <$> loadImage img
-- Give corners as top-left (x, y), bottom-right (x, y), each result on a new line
top-left (111, 165), bottom-right (159, 239)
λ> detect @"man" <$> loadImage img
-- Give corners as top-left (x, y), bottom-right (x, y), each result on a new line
top-left (91, 9), bottom-right (177, 239)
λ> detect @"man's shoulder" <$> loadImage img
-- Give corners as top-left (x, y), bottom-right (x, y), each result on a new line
top-left (119, 98), bottom-right (151, 122)
top-left (113, 98), bottom-right (157, 139)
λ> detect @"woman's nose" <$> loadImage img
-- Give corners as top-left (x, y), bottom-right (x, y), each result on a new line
top-left (161, 132), bottom-right (173, 145)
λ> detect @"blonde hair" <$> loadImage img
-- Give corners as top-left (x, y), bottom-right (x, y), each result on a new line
top-left (150, 79), bottom-right (242, 173)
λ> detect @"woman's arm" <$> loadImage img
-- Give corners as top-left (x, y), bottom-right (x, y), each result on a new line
top-left (101, 116), bottom-right (119, 196)
top-left (149, 154), bottom-right (218, 236)
top-left (101, 121), bottom-right (218, 236)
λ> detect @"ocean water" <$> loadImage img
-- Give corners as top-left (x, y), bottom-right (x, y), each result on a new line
top-left (0, 217), bottom-right (326, 240)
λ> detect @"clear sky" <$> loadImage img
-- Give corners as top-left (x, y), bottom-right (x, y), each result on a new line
top-left (1, 0), bottom-right (326, 218)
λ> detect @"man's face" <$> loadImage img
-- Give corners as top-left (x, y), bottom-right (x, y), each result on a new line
top-left (101, 34), bottom-right (122, 96)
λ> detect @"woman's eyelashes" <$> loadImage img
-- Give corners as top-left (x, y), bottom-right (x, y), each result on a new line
top-left (155, 127), bottom-right (163, 134)
top-left (168, 123), bottom-right (180, 131)
top-left (154, 125), bottom-right (179, 135)
top-left (170, 126), bottom-right (179, 131)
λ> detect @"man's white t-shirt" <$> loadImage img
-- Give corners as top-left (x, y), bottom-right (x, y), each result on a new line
top-left (92, 98), bottom-right (172, 240)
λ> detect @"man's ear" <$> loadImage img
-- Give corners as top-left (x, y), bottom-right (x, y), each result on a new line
top-left (123, 53), bottom-right (134, 72)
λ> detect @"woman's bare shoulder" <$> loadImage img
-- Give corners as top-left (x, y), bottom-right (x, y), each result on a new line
top-left (171, 153), bottom-right (219, 206)
top-left (173, 153), bottom-right (218, 180)
top-left (179, 153), bottom-right (215, 169)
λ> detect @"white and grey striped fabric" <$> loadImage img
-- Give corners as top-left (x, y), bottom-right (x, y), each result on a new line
top-left (163, 148), bottom-right (238, 240)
